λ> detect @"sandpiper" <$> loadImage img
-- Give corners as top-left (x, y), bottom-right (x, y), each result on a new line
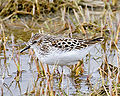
top-left (20, 33), bottom-right (104, 65)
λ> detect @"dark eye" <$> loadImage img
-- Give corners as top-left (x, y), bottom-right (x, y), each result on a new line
top-left (32, 41), bottom-right (37, 44)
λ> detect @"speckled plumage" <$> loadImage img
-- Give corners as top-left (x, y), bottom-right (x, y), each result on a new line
top-left (20, 33), bottom-right (104, 65)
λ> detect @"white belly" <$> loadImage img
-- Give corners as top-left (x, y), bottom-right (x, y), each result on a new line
top-left (33, 44), bottom-right (96, 65)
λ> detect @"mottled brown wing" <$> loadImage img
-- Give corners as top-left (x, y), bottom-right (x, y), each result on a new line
top-left (51, 37), bottom-right (104, 51)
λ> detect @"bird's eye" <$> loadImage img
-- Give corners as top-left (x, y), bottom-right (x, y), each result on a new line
top-left (32, 41), bottom-right (37, 44)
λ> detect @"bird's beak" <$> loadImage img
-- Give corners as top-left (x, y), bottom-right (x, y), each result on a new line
top-left (20, 45), bottom-right (31, 53)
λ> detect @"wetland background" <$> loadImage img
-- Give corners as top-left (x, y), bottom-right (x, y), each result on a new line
top-left (0, 0), bottom-right (120, 96)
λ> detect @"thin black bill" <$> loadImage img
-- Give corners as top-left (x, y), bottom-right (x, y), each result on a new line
top-left (20, 45), bottom-right (31, 53)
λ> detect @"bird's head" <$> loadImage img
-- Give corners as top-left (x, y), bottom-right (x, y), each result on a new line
top-left (20, 33), bottom-right (43, 53)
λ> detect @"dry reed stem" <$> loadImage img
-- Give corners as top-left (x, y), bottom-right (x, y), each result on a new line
top-left (117, 51), bottom-right (120, 83)
top-left (115, 22), bottom-right (120, 44)
top-left (74, 1), bottom-right (86, 22)
top-left (29, 49), bottom-right (41, 74)
top-left (12, 56), bottom-right (20, 72)
top-left (11, 34), bottom-right (21, 72)
top-left (114, 43), bottom-right (120, 55)
top-left (1, 86), bottom-right (3, 96)
top-left (46, 64), bottom-right (51, 76)
top-left (103, 85), bottom-right (110, 96)
top-left (73, 9), bottom-right (86, 35)
top-left (0, 28), bottom-right (2, 52)
top-left (49, 75), bottom-right (54, 96)
top-left (99, 66), bottom-right (105, 85)
top-left (58, 73), bottom-right (63, 87)
top-left (3, 11), bottom-right (32, 21)
top-left (45, 75), bottom-right (50, 96)
top-left (40, 61), bottom-right (45, 76)
top-left (2, 29), bottom-right (7, 60)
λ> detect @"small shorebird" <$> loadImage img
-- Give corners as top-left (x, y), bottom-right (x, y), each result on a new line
top-left (20, 33), bottom-right (104, 65)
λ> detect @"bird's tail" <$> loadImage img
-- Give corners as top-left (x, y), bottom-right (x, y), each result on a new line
top-left (84, 37), bottom-right (104, 45)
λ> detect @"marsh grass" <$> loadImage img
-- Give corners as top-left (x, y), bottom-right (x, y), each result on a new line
top-left (0, 0), bottom-right (120, 96)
